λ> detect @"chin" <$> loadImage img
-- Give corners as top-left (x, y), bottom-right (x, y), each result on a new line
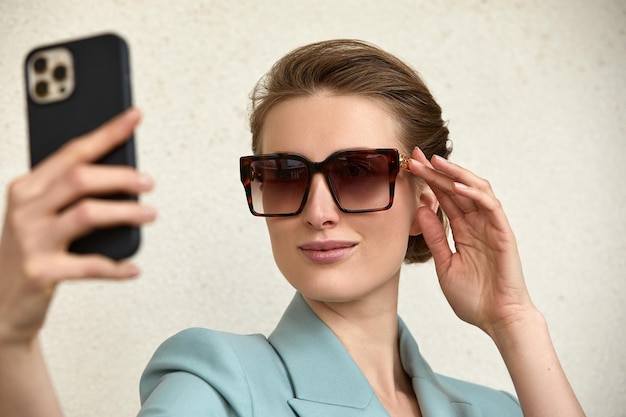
top-left (284, 273), bottom-right (364, 303)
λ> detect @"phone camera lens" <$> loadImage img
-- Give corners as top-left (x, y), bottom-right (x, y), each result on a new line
top-left (34, 57), bottom-right (47, 73)
top-left (35, 81), bottom-right (49, 97)
top-left (53, 65), bottom-right (67, 81)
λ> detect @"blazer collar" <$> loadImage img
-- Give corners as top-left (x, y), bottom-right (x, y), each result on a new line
top-left (268, 293), bottom-right (479, 417)
top-left (268, 293), bottom-right (378, 415)
top-left (398, 317), bottom-right (481, 417)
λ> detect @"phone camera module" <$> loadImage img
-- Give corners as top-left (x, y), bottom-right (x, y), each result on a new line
top-left (27, 47), bottom-right (74, 105)
top-left (35, 81), bottom-right (49, 97)
top-left (33, 57), bottom-right (47, 73)
top-left (53, 65), bottom-right (67, 81)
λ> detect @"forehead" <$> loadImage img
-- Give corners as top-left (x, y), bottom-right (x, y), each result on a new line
top-left (259, 94), bottom-right (401, 159)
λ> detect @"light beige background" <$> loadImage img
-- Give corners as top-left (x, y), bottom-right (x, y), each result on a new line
top-left (1, 1), bottom-right (624, 416)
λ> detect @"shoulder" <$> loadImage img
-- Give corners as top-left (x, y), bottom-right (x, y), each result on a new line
top-left (435, 374), bottom-right (523, 416)
top-left (141, 327), bottom-right (276, 372)
top-left (140, 327), bottom-right (275, 379)
top-left (139, 328), bottom-right (292, 417)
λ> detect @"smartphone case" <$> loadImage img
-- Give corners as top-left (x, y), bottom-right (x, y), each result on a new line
top-left (25, 33), bottom-right (139, 260)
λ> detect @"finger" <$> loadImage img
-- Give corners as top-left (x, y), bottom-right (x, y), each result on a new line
top-left (407, 157), bottom-right (476, 219)
top-left (414, 152), bottom-right (508, 220)
top-left (431, 183), bottom-right (464, 220)
top-left (430, 154), bottom-right (495, 196)
top-left (26, 253), bottom-right (142, 284)
top-left (428, 154), bottom-right (511, 229)
top-left (450, 182), bottom-right (513, 232)
top-left (417, 206), bottom-right (453, 273)
top-left (409, 147), bottom-right (457, 208)
top-left (406, 147), bottom-right (458, 218)
top-left (63, 255), bottom-right (141, 280)
top-left (410, 146), bottom-right (434, 169)
top-left (34, 166), bottom-right (154, 214)
top-left (31, 108), bottom-right (142, 185)
top-left (56, 199), bottom-right (156, 244)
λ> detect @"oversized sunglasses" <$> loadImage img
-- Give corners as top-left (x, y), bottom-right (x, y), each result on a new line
top-left (239, 148), bottom-right (410, 217)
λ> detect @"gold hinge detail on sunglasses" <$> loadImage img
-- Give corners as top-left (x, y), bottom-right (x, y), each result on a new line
top-left (399, 154), bottom-right (411, 171)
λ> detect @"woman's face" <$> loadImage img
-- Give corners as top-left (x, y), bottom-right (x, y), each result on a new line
top-left (260, 94), bottom-right (423, 304)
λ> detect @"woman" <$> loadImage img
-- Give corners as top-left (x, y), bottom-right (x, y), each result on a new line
top-left (0, 40), bottom-right (585, 416)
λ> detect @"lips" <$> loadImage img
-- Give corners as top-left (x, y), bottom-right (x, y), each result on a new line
top-left (298, 241), bottom-right (357, 264)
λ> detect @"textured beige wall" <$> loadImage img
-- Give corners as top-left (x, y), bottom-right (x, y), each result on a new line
top-left (1, 1), bottom-right (624, 416)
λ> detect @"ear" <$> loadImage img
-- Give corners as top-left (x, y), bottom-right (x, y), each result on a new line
top-left (409, 184), bottom-right (439, 236)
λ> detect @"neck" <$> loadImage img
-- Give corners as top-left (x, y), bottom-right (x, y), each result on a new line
top-left (302, 274), bottom-right (410, 398)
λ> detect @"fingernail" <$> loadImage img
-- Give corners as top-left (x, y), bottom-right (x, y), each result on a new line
top-left (454, 182), bottom-right (469, 190)
top-left (433, 154), bottom-right (448, 163)
top-left (121, 107), bottom-right (142, 123)
top-left (141, 206), bottom-right (157, 220)
top-left (138, 173), bottom-right (154, 190)
top-left (126, 264), bottom-right (141, 277)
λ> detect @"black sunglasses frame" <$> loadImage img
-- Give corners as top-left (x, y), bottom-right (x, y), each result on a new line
top-left (239, 148), bottom-right (410, 217)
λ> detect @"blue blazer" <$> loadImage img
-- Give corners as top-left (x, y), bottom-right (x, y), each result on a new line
top-left (138, 293), bottom-right (522, 416)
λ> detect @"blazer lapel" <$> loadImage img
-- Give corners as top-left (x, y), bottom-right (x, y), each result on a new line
top-left (269, 294), bottom-right (481, 417)
top-left (286, 398), bottom-right (387, 417)
top-left (398, 318), bottom-right (481, 417)
top-left (269, 293), bottom-right (387, 417)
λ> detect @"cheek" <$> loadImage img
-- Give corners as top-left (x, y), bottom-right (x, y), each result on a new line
top-left (266, 220), bottom-right (293, 267)
top-left (266, 220), bottom-right (282, 249)
top-left (393, 179), bottom-right (420, 223)
top-left (386, 180), bottom-right (422, 244)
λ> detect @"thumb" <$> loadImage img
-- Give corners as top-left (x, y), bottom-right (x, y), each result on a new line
top-left (417, 206), bottom-right (452, 274)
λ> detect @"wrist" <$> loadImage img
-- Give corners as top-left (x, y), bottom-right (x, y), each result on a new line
top-left (486, 308), bottom-right (586, 417)
top-left (486, 307), bottom-right (547, 350)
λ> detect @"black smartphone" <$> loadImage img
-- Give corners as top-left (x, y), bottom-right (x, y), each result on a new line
top-left (24, 33), bottom-right (139, 260)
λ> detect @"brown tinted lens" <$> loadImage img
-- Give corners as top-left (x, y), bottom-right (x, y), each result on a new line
top-left (249, 158), bottom-right (309, 215)
top-left (327, 152), bottom-right (391, 211)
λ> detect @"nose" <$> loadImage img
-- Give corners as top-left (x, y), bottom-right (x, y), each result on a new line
top-left (301, 173), bottom-right (340, 229)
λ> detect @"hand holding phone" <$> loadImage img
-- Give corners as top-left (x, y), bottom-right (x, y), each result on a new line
top-left (0, 106), bottom-right (155, 338)
top-left (24, 33), bottom-right (141, 259)
top-left (0, 34), bottom-right (156, 416)
top-left (0, 33), bottom-right (157, 340)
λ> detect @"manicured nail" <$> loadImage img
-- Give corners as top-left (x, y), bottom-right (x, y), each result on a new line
top-left (454, 182), bottom-right (469, 190)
